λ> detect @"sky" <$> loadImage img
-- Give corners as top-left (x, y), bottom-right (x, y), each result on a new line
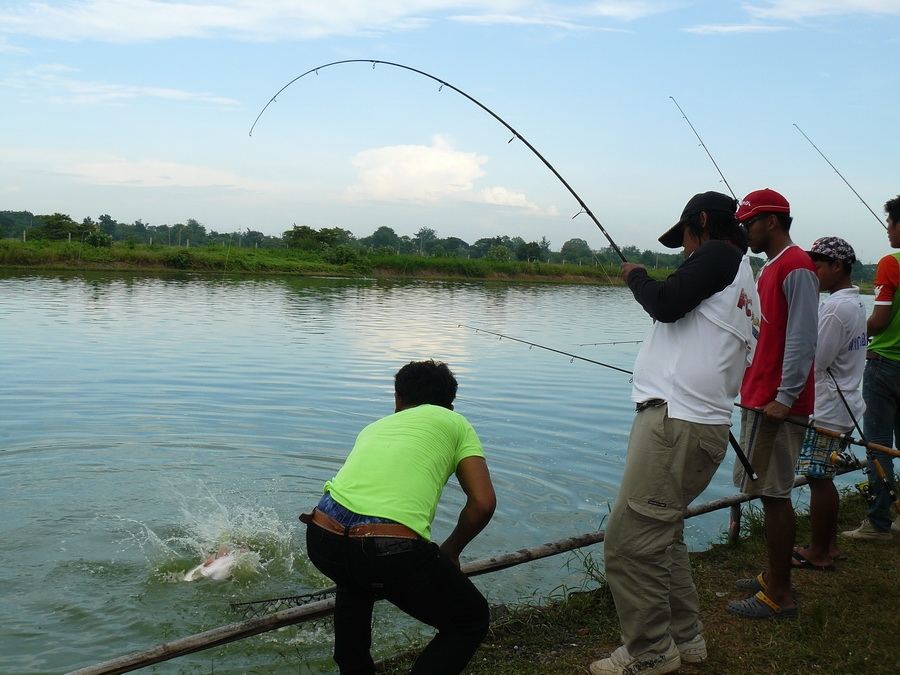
top-left (1, 0), bottom-right (898, 261)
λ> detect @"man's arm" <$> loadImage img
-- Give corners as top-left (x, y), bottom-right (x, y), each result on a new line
top-left (868, 255), bottom-right (898, 336)
top-left (765, 268), bottom-right (818, 420)
top-left (439, 456), bottom-right (496, 569)
top-left (624, 240), bottom-right (741, 323)
top-left (868, 305), bottom-right (892, 336)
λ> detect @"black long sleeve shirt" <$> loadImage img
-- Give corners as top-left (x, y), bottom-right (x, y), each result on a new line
top-left (626, 240), bottom-right (744, 323)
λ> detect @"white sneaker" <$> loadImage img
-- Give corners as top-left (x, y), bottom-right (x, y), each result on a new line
top-left (589, 641), bottom-right (680, 675)
top-left (840, 519), bottom-right (892, 541)
top-left (676, 633), bottom-right (707, 664)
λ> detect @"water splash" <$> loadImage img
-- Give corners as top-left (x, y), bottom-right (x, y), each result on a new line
top-left (110, 480), bottom-right (299, 583)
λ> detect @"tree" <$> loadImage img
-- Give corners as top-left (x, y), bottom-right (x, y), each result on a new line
top-left (439, 236), bottom-right (470, 257)
top-left (283, 224), bottom-right (320, 250)
top-left (365, 226), bottom-right (400, 251)
top-left (560, 238), bottom-right (593, 263)
top-left (414, 226), bottom-right (438, 254)
top-left (98, 214), bottom-right (117, 236)
top-left (516, 240), bottom-right (542, 261)
top-left (486, 244), bottom-right (511, 261)
top-left (470, 236), bottom-right (503, 259)
top-left (539, 236), bottom-right (552, 260)
top-left (316, 227), bottom-right (354, 248)
top-left (36, 213), bottom-right (78, 240)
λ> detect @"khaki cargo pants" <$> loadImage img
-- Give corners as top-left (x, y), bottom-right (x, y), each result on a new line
top-left (603, 404), bottom-right (729, 658)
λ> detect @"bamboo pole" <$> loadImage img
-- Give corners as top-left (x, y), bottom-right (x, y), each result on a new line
top-left (68, 462), bottom-right (867, 675)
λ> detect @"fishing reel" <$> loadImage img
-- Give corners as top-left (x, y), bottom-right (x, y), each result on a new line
top-left (829, 450), bottom-right (862, 470)
top-left (853, 479), bottom-right (877, 506)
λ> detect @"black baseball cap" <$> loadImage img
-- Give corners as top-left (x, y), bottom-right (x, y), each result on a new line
top-left (658, 191), bottom-right (738, 249)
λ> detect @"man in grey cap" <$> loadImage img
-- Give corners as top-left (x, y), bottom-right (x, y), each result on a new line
top-left (590, 192), bottom-right (760, 675)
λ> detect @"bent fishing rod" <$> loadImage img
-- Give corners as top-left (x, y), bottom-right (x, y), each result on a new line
top-left (250, 59), bottom-right (626, 262)
top-left (669, 96), bottom-right (736, 200)
top-left (461, 324), bottom-right (757, 480)
top-left (793, 123), bottom-right (886, 230)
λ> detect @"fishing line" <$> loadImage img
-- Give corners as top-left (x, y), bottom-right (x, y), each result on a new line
top-left (792, 123), bottom-right (886, 230)
top-left (669, 96), bottom-right (736, 200)
top-left (250, 59), bottom-right (627, 262)
top-left (461, 324), bottom-right (757, 479)
top-left (577, 339), bottom-right (643, 347)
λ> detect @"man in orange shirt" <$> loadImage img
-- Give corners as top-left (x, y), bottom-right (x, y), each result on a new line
top-left (842, 195), bottom-right (900, 540)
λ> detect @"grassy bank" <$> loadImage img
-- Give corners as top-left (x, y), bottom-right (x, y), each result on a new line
top-left (0, 240), bottom-right (647, 284)
top-left (384, 493), bottom-right (899, 674)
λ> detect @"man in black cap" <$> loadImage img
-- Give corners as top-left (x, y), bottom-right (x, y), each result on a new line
top-left (591, 192), bottom-right (759, 675)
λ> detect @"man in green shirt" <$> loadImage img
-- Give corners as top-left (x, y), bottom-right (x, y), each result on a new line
top-left (302, 360), bottom-right (496, 674)
top-left (842, 195), bottom-right (900, 539)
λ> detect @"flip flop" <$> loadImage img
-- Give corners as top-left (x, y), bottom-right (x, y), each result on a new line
top-left (791, 550), bottom-right (835, 571)
top-left (726, 591), bottom-right (798, 620)
top-left (734, 572), bottom-right (767, 593)
top-left (795, 543), bottom-right (845, 561)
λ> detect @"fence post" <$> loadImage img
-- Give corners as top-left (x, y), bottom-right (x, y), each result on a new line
top-left (728, 504), bottom-right (742, 544)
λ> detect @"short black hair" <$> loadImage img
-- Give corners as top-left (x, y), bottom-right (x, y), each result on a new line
top-left (885, 195), bottom-right (900, 224)
top-left (684, 209), bottom-right (748, 253)
top-left (774, 212), bottom-right (793, 232)
top-left (394, 360), bottom-right (458, 409)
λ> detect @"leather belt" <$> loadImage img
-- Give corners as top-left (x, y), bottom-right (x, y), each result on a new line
top-left (300, 508), bottom-right (420, 540)
top-left (636, 398), bottom-right (666, 413)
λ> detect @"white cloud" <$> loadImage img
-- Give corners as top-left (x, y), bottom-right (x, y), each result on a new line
top-left (0, 1), bottom-right (671, 42)
top-left (65, 157), bottom-right (269, 190)
top-left (744, 0), bottom-right (900, 20)
top-left (344, 136), bottom-right (556, 215)
top-left (1, 63), bottom-right (238, 106)
top-left (480, 186), bottom-right (558, 216)
top-left (684, 23), bottom-right (790, 33)
top-left (0, 34), bottom-right (27, 52)
top-left (345, 135), bottom-right (487, 202)
top-left (585, 0), bottom-right (676, 21)
top-left (450, 13), bottom-right (586, 30)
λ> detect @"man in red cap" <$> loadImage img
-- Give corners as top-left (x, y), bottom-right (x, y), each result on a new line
top-left (727, 189), bottom-right (818, 620)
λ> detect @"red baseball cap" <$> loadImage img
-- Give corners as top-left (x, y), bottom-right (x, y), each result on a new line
top-left (736, 188), bottom-right (790, 223)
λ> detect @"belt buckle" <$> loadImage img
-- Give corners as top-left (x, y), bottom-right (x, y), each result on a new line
top-left (636, 398), bottom-right (665, 413)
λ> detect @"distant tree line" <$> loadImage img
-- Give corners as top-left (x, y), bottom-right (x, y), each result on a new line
top-left (0, 209), bottom-right (877, 281)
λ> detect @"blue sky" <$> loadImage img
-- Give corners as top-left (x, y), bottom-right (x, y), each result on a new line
top-left (1, 1), bottom-right (898, 261)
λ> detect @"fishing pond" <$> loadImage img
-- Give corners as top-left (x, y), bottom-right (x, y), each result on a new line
top-left (0, 271), bottom-right (873, 673)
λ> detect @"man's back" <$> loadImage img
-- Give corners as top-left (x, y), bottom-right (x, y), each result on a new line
top-left (325, 404), bottom-right (484, 540)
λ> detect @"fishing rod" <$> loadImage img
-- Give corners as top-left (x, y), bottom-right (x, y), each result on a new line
top-left (460, 324), bottom-right (634, 375)
top-left (792, 123), bottom-right (886, 230)
top-left (733, 401), bottom-right (900, 461)
top-left (577, 339), bottom-right (643, 347)
top-left (669, 96), bottom-right (736, 200)
top-left (462, 324), bottom-right (758, 479)
top-left (250, 59), bottom-right (627, 262)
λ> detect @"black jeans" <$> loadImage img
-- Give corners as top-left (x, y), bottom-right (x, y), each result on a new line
top-left (306, 524), bottom-right (489, 675)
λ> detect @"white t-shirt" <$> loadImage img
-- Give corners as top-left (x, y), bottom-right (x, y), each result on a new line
top-left (813, 286), bottom-right (867, 431)
top-left (631, 255), bottom-right (760, 425)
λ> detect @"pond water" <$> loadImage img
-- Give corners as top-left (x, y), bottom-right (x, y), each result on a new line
top-left (0, 272), bottom-right (873, 673)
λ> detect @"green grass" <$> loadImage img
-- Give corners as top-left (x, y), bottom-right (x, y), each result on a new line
top-left (380, 494), bottom-right (900, 674)
top-left (0, 240), bottom-right (668, 284)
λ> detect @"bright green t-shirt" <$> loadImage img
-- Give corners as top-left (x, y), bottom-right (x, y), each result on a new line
top-left (324, 404), bottom-right (485, 541)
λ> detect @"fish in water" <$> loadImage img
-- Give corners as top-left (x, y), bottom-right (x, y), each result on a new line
top-left (184, 545), bottom-right (247, 582)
